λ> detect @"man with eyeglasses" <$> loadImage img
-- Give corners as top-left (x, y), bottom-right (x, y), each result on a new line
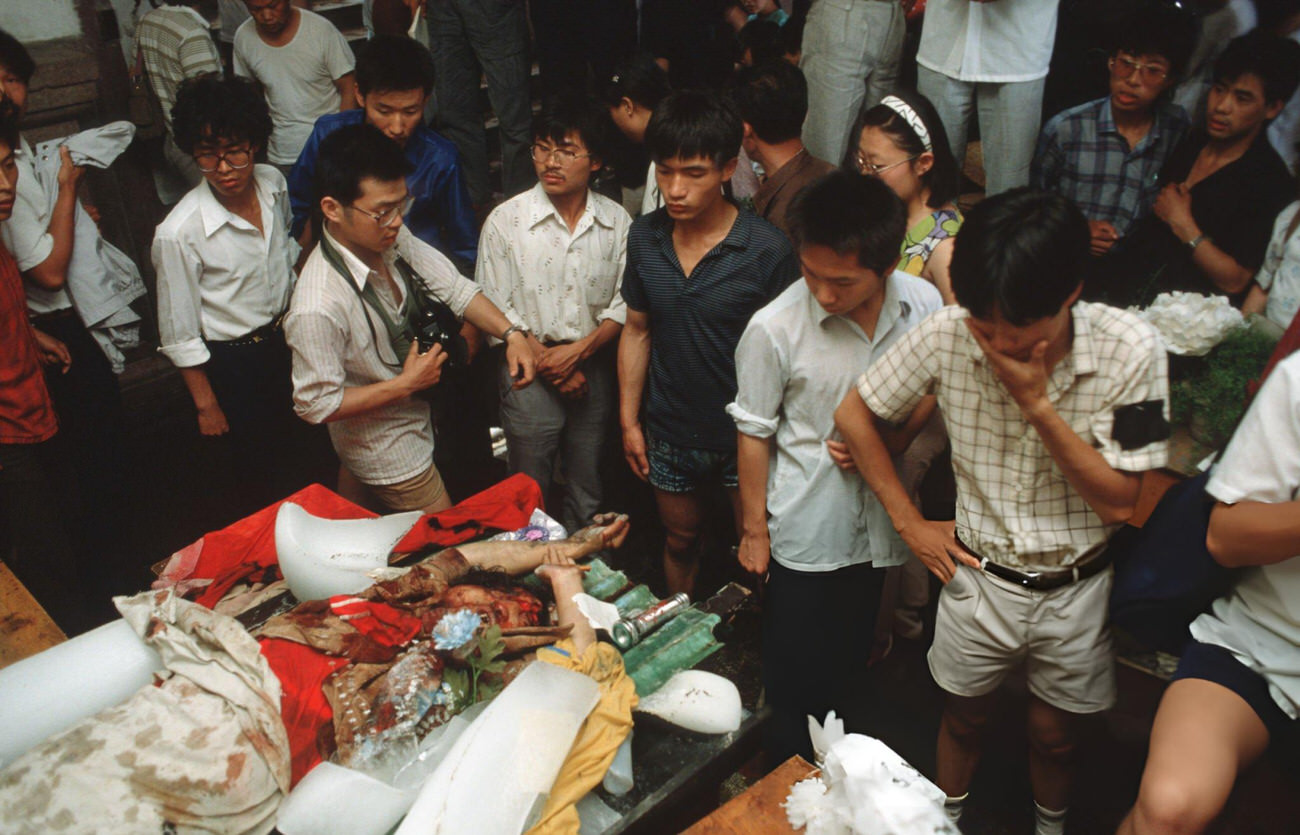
top-left (475, 94), bottom-right (631, 531)
top-left (152, 76), bottom-right (322, 505)
top-left (1093, 31), bottom-right (1300, 308)
top-left (1032, 2), bottom-right (1197, 259)
top-left (286, 123), bottom-right (534, 514)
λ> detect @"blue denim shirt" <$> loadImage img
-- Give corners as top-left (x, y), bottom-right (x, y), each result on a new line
top-left (288, 109), bottom-right (478, 273)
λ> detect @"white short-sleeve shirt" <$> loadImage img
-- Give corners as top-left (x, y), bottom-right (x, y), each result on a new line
top-left (727, 273), bottom-right (943, 572)
top-left (1194, 353), bottom-right (1300, 719)
top-left (233, 9), bottom-right (356, 164)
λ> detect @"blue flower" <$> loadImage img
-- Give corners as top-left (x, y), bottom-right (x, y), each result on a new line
top-left (433, 609), bottom-right (482, 650)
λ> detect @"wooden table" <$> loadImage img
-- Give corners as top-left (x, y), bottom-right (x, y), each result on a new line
top-left (0, 559), bottom-right (66, 670)
top-left (682, 755), bottom-right (818, 834)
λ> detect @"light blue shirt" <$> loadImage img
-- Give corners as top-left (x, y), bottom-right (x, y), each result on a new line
top-left (728, 272), bottom-right (943, 572)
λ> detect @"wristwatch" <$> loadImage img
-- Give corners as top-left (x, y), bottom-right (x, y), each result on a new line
top-left (1185, 234), bottom-right (1208, 251)
top-left (501, 324), bottom-right (529, 341)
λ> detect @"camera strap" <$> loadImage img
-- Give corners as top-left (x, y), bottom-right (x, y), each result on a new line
top-left (319, 234), bottom-right (424, 366)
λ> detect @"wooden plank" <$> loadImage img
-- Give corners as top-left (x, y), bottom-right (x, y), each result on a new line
top-left (0, 558), bottom-right (66, 670)
top-left (682, 756), bottom-right (818, 835)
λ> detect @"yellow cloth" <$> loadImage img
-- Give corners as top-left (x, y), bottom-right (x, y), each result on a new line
top-left (526, 639), bottom-right (638, 835)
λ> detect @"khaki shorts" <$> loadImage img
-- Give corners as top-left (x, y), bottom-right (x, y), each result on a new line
top-left (926, 564), bottom-right (1116, 714)
top-left (364, 462), bottom-right (450, 513)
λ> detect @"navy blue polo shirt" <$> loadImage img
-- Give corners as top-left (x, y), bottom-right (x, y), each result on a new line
top-left (622, 207), bottom-right (799, 450)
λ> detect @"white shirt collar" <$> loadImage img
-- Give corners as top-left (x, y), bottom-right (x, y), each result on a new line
top-left (321, 225), bottom-right (403, 294)
top-left (523, 182), bottom-right (614, 232)
top-left (813, 270), bottom-right (912, 340)
top-left (197, 167), bottom-right (270, 238)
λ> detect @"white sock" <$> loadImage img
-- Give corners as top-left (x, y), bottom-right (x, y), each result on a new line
top-left (943, 792), bottom-right (967, 824)
top-left (1034, 801), bottom-right (1067, 835)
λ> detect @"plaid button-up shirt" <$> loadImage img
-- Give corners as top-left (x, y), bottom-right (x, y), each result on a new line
top-left (1032, 97), bottom-right (1189, 238)
top-left (857, 303), bottom-right (1169, 571)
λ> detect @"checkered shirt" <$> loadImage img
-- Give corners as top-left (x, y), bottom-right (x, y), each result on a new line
top-left (135, 5), bottom-right (222, 133)
top-left (857, 302), bottom-right (1170, 571)
top-left (1032, 97), bottom-right (1189, 237)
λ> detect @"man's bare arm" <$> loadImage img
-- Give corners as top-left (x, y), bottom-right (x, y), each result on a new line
top-left (24, 147), bottom-right (81, 291)
top-left (618, 309), bottom-right (652, 480)
top-left (1206, 500), bottom-right (1300, 568)
top-left (735, 432), bottom-right (772, 575)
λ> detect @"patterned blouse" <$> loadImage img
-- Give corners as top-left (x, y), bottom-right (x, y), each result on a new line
top-left (899, 207), bottom-right (962, 276)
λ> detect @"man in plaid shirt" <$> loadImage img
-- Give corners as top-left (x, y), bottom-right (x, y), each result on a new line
top-left (1032, 1), bottom-right (1197, 257)
top-left (836, 190), bottom-right (1170, 835)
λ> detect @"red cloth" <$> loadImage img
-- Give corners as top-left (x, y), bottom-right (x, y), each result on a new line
top-left (0, 245), bottom-right (57, 444)
top-left (258, 638), bottom-right (349, 785)
top-left (328, 596), bottom-right (423, 647)
top-left (392, 473), bottom-right (545, 553)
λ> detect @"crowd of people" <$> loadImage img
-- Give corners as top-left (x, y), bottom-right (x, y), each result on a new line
top-left (2, 1), bottom-right (1300, 833)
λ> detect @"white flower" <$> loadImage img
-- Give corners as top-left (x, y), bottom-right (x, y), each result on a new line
top-left (432, 609), bottom-right (482, 650)
top-left (1135, 292), bottom-right (1245, 356)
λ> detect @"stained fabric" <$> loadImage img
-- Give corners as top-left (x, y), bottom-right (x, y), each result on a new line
top-left (0, 589), bottom-right (291, 834)
top-left (527, 640), bottom-right (638, 835)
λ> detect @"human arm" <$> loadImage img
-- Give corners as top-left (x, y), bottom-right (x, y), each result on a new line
top-left (923, 238), bottom-right (957, 304)
top-left (461, 293), bottom-right (534, 387)
top-left (30, 327), bottom-right (71, 373)
top-left (1241, 283), bottom-right (1268, 316)
top-left (1153, 183), bottom-right (1254, 294)
top-left (334, 72), bottom-right (358, 111)
top-left (834, 388), bottom-right (976, 582)
top-left (538, 319), bottom-right (622, 385)
top-left (735, 432), bottom-right (772, 575)
top-left (618, 308), bottom-right (652, 480)
top-left (1204, 353), bottom-right (1300, 567)
top-left (1089, 220), bottom-right (1120, 256)
top-left (535, 564), bottom-right (595, 652)
top-left (179, 366), bottom-right (230, 436)
top-left (23, 147), bottom-right (82, 292)
top-left (965, 321), bottom-right (1146, 525)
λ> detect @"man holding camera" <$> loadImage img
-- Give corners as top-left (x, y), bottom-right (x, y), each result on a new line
top-left (285, 124), bottom-right (533, 513)
top-left (477, 95), bottom-right (631, 531)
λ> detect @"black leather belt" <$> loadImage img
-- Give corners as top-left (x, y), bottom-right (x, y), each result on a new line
top-left (956, 536), bottom-right (1112, 591)
top-left (211, 315), bottom-right (284, 348)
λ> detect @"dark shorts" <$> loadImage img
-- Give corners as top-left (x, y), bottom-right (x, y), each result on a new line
top-left (1174, 640), bottom-right (1296, 743)
top-left (646, 435), bottom-right (738, 493)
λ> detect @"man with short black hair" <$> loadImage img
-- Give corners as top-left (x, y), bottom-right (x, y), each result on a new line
top-left (152, 75), bottom-right (309, 504)
top-left (731, 171), bottom-right (941, 766)
top-left (285, 124), bottom-right (533, 513)
top-left (233, 0), bottom-right (357, 172)
top-left (1032, 1), bottom-right (1197, 256)
top-left (835, 189), bottom-right (1170, 835)
top-left (733, 60), bottom-right (834, 240)
top-left (288, 35), bottom-right (476, 273)
top-left (478, 95), bottom-right (631, 531)
top-left (1100, 31), bottom-right (1300, 307)
top-left (619, 90), bottom-right (799, 596)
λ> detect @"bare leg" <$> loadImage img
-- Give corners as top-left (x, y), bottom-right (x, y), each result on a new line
top-left (936, 691), bottom-right (998, 797)
top-left (1117, 678), bottom-right (1269, 835)
top-left (1027, 695), bottom-right (1078, 812)
top-left (655, 489), bottom-right (704, 596)
top-left (457, 512), bottom-right (631, 575)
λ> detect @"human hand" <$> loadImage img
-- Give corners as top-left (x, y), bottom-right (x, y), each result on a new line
top-left (32, 328), bottom-right (71, 372)
top-left (537, 341), bottom-right (585, 385)
top-left (1088, 220), bottom-right (1119, 256)
top-left (965, 319), bottom-right (1050, 416)
top-left (400, 339), bottom-right (448, 392)
top-left (622, 422), bottom-right (650, 481)
top-left (197, 401), bottom-right (230, 436)
top-left (898, 518), bottom-right (978, 583)
top-left (737, 530), bottom-right (770, 575)
top-left (504, 332), bottom-right (535, 389)
top-left (826, 439), bottom-right (858, 473)
top-left (1153, 183), bottom-right (1195, 238)
top-left (56, 146), bottom-right (84, 192)
top-left (554, 368), bottom-right (589, 400)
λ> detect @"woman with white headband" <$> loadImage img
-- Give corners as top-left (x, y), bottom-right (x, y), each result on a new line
top-left (852, 90), bottom-right (962, 304)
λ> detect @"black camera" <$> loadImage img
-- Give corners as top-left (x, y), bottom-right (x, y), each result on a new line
top-left (413, 303), bottom-right (469, 369)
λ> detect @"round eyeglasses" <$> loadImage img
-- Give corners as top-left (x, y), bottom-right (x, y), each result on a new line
top-left (531, 144), bottom-right (591, 165)
top-left (1108, 55), bottom-right (1170, 85)
top-left (194, 147), bottom-right (253, 173)
top-left (855, 151), bottom-right (918, 177)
